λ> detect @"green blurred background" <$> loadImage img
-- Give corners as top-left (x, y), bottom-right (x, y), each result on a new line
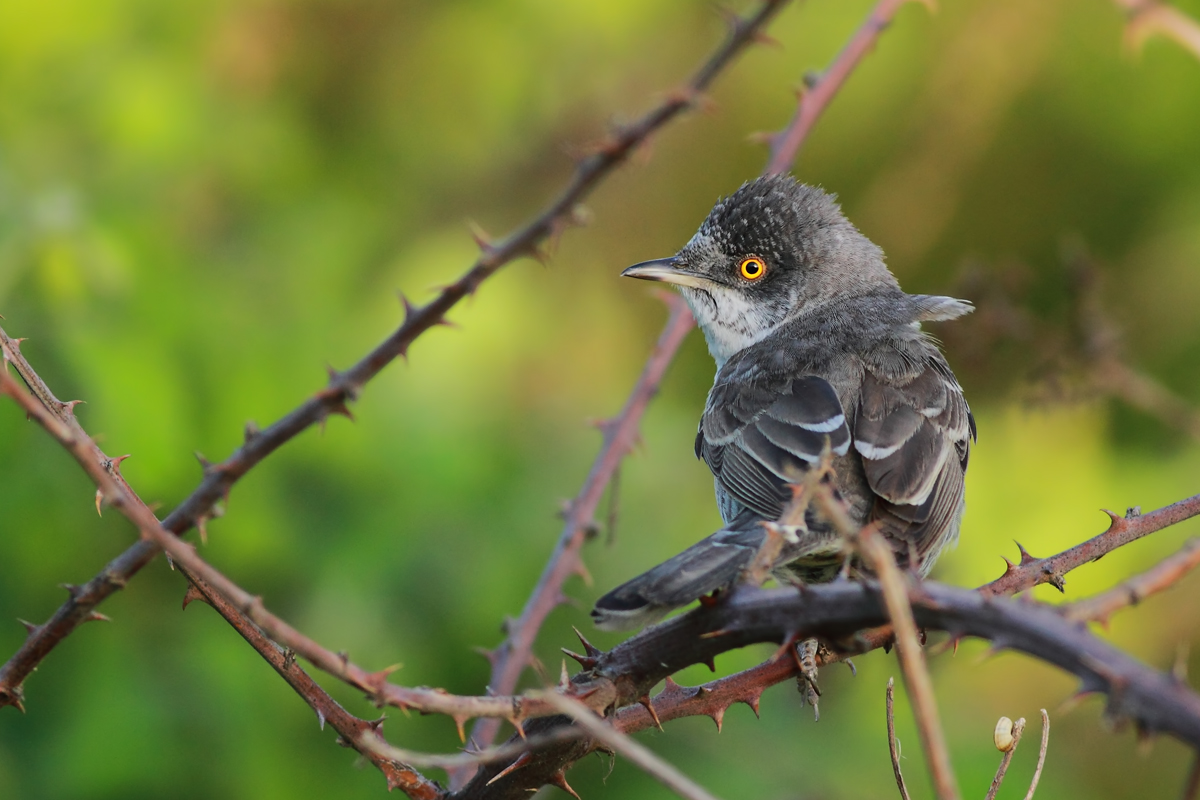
top-left (3, 0), bottom-right (1200, 797)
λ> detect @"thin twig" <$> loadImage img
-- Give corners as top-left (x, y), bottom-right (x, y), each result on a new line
top-left (0, 0), bottom-right (788, 709)
top-left (984, 716), bottom-right (1026, 800)
top-left (1183, 750), bottom-right (1200, 800)
top-left (541, 692), bottom-right (724, 800)
top-left (886, 678), bottom-right (912, 800)
top-left (1116, 0), bottom-right (1200, 61)
top-left (359, 725), bottom-right (585, 773)
top-left (856, 523), bottom-right (960, 800)
top-left (469, 293), bottom-right (693, 751)
top-left (1064, 538), bottom-right (1200, 624)
top-left (1023, 709), bottom-right (1050, 800)
top-left (764, 0), bottom-right (927, 175)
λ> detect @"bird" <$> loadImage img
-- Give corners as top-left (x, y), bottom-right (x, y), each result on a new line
top-left (592, 174), bottom-right (975, 633)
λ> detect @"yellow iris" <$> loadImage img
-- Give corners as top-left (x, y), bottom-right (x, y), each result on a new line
top-left (739, 257), bottom-right (766, 280)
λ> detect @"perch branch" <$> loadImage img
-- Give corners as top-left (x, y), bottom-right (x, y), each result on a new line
top-left (458, 578), bottom-right (1200, 799)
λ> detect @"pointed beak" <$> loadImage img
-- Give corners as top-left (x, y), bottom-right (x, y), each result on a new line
top-left (621, 257), bottom-right (714, 290)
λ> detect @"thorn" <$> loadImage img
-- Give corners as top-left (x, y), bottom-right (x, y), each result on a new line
top-left (845, 659), bottom-right (857, 677)
top-left (316, 709), bottom-right (326, 731)
top-left (467, 219), bottom-right (497, 256)
top-left (699, 629), bottom-right (729, 639)
top-left (573, 558), bottom-right (593, 587)
top-left (85, 611), bottom-right (110, 623)
top-left (698, 589), bottom-right (722, 609)
top-left (328, 400), bottom-right (356, 422)
top-left (59, 583), bottom-right (82, 600)
top-left (196, 515), bottom-right (209, 545)
top-left (95, 488), bottom-right (104, 516)
top-left (572, 626), bottom-right (602, 658)
top-left (62, 399), bottom-right (84, 414)
top-left (510, 716), bottom-right (527, 740)
top-left (1015, 541), bottom-right (1039, 566)
top-left (743, 690), bottom-right (762, 718)
top-left (710, 706), bottom-right (726, 733)
top-left (548, 770), bottom-right (581, 800)
top-left (770, 631), bottom-right (799, 663)
top-left (560, 660), bottom-right (570, 691)
top-left (18, 619), bottom-right (38, 636)
top-left (639, 695), bottom-right (663, 731)
top-left (474, 646), bottom-right (497, 666)
top-left (243, 420), bottom-right (261, 444)
top-left (453, 715), bottom-right (468, 743)
top-left (702, 656), bottom-right (716, 673)
top-left (1001, 555), bottom-right (1017, 576)
top-left (561, 648), bottom-right (597, 670)
top-left (1101, 508), bottom-right (1125, 532)
top-left (486, 752), bottom-right (532, 785)
top-left (194, 451), bottom-right (213, 475)
top-left (364, 663), bottom-right (404, 694)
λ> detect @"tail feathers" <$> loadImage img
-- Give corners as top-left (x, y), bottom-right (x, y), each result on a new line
top-left (591, 526), bottom-right (765, 631)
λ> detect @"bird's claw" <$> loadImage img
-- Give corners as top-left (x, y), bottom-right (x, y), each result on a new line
top-left (794, 637), bottom-right (822, 721)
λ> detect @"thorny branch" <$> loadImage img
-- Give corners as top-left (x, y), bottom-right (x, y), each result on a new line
top-left (764, 0), bottom-right (928, 175)
top-left (467, 0), bottom-right (794, 756)
top-left (461, 577), bottom-right (1200, 800)
top-left (467, 293), bottom-right (694, 756)
top-left (0, 0), bottom-right (788, 717)
top-left (467, 0), bottom-right (929, 768)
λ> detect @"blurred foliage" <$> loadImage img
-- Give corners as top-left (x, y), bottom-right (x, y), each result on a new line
top-left (2, 0), bottom-right (1200, 798)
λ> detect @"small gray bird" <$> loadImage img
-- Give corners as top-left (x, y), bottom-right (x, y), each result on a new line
top-left (592, 175), bottom-right (974, 631)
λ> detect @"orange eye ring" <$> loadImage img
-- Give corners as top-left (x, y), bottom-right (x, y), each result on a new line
top-left (739, 257), bottom-right (766, 280)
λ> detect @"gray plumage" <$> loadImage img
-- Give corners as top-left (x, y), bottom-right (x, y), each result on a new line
top-left (592, 175), bottom-right (974, 631)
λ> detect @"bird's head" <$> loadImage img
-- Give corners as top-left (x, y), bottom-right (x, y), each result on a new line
top-left (623, 174), bottom-right (897, 365)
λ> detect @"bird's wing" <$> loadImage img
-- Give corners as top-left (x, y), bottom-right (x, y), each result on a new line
top-left (698, 373), bottom-right (852, 520)
top-left (854, 353), bottom-right (974, 570)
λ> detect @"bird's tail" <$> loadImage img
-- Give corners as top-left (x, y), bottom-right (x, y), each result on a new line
top-left (591, 519), bottom-right (766, 632)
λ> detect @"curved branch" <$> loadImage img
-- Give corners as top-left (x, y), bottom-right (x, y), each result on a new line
top-left (460, 581), bottom-right (1200, 799)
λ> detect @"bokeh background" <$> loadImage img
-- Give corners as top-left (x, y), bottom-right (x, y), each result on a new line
top-left (3, 0), bottom-right (1200, 798)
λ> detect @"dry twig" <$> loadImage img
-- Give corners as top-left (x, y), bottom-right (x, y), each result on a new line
top-left (1024, 709), bottom-right (1050, 800)
top-left (984, 716), bottom-right (1026, 800)
top-left (542, 692), bottom-right (724, 800)
top-left (886, 678), bottom-right (913, 800)
top-left (1064, 538), bottom-right (1200, 624)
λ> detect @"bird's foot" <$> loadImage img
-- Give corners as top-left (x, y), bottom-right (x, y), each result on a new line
top-left (794, 637), bottom-right (822, 721)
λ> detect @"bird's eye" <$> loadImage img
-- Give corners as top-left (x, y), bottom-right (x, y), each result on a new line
top-left (739, 257), bottom-right (766, 281)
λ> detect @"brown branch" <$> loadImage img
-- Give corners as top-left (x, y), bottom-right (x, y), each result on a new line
top-left (1117, 0), bottom-right (1200, 61)
top-left (468, 293), bottom-right (693, 752)
top-left (184, 578), bottom-right (444, 800)
top-left (460, 579), bottom-right (1200, 799)
top-left (542, 692), bottom-right (724, 800)
top-left (1024, 710), bottom-right (1050, 800)
top-left (856, 523), bottom-right (959, 800)
top-left (0, 346), bottom-right (617, 731)
top-left (985, 716), bottom-right (1026, 800)
top-left (1064, 537), bottom-right (1200, 624)
top-left (981, 496), bottom-right (1200, 597)
top-left (764, 0), bottom-right (927, 175)
top-left (886, 678), bottom-right (913, 800)
top-left (0, 0), bottom-right (789, 709)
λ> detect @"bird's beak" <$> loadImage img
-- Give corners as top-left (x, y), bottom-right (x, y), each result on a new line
top-left (620, 257), bottom-right (714, 290)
